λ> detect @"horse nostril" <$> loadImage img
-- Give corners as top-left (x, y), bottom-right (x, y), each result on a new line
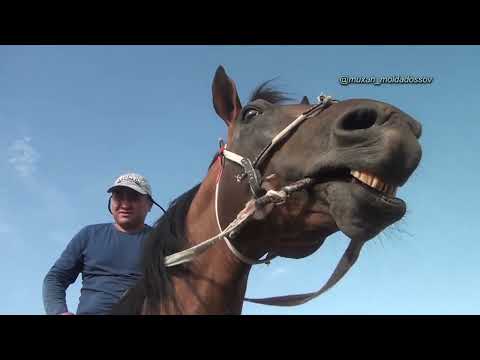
top-left (340, 108), bottom-right (378, 131)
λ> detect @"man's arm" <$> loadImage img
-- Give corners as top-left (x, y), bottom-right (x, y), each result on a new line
top-left (42, 227), bottom-right (88, 315)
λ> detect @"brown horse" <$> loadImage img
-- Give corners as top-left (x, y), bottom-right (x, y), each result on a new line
top-left (111, 66), bottom-right (422, 315)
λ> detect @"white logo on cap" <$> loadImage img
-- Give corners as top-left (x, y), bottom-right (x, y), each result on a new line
top-left (116, 174), bottom-right (145, 187)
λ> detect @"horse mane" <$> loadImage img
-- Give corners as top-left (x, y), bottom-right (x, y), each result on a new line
top-left (110, 154), bottom-right (219, 315)
top-left (249, 80), bottom-right (293, 104)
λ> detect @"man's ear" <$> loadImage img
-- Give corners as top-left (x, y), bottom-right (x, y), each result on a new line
top-left (145, 196), bottom-right (153, 212)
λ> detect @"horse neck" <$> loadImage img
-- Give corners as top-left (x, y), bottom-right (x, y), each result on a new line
top-left (169, 159), bottom-right (252, 314)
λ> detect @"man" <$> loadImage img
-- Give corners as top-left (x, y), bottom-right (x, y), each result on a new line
top-left (42, 173), bottom-right (164, 315)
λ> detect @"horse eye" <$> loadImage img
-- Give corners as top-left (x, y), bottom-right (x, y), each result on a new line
top-left (244, 109), bottom-right (260, 122)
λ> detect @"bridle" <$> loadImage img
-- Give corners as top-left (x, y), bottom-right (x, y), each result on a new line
top-left (215, 95), bottom-right (338, 264)
top-left (164, 95), bottom-right (366, 307)
top-left (222, 95), bottom-right (340, 200)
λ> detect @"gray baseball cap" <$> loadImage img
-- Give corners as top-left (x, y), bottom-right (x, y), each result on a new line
top-left (107, 173), bottom-right (153, 196)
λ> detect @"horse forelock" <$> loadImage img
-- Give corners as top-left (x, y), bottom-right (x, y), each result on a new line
top-left (249, 80), bottom-right (293, 104)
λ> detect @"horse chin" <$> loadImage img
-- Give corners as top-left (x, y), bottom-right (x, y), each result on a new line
top-left (269, 205), bottom-right (338, 259)
top-left (321, 181), bottom-right (407, 242)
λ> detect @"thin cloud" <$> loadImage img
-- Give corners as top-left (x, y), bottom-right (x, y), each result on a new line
top-left (8, 137), bottom-right (40, 177)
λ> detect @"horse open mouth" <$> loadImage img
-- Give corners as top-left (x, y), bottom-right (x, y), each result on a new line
top-left (349, 170), bottom-right (404, 207)
top-left (311, 168), bottom-right (404, 207)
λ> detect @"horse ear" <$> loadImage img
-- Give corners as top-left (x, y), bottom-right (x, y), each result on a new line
top-left (212, 65), bottom-right (242, 126)
top-left (300, 96), bottom-right (310, 105)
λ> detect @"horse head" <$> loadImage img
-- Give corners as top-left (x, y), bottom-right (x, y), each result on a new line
top-left (213, 65), bottom-right (422, 264)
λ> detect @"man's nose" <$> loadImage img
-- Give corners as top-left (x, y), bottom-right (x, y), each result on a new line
top-left (119, 199), bottom-right (133, 205)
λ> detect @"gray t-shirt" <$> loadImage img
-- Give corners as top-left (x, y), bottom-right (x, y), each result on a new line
top-left (42, 223), bottom-right (152, 315)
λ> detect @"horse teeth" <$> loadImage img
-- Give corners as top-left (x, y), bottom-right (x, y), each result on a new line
top-left (350, 169), bottom-right (396, 197)
top-left (360, 173), bottom-right (370, 185)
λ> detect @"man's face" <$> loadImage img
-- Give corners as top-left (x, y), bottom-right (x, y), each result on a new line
top-left (111, 187), bottom-right (152, 231)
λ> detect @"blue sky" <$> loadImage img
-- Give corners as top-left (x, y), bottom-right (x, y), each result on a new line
top-left (1, 45), bottom-right (479, 315)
